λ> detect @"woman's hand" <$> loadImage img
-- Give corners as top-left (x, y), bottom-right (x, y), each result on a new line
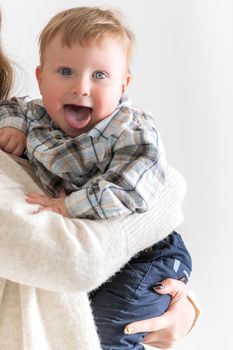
top-left (124, 278), bottom-right (196, 349)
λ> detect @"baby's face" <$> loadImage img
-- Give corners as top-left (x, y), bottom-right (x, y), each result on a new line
top-left (36, 34), bottom-right (131, 137)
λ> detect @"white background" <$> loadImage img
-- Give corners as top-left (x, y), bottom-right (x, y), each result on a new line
top-left (1, 0), bottom-right (232, 349)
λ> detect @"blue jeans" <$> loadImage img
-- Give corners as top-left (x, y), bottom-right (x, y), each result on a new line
top-left (90, 232), bottom-right (192, 350)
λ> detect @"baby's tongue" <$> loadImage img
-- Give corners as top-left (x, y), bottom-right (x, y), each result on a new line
top-left (64, 105), bottom-right (92, 129)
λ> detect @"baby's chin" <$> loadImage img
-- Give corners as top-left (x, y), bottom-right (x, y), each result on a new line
top-left (63, 123), bottom-right (92, 138)
top-left (64, 127), bottom-right (84, 138)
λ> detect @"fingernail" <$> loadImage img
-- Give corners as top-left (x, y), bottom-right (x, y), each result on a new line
top-left (179, 276), bottom-right (186, 282)
top-left (124, 326), bottom-right (135, 334)
top-left (153, 282), bottom-right (164, 290)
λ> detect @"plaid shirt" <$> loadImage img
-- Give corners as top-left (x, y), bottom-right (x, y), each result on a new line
top-left (0, 95), bottom-right (166, 219)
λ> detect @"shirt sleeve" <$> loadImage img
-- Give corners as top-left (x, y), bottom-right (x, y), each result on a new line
top-left (0, 97), bottom-right (37, 134)
top-left (65, 124), bottom-right (167, 219)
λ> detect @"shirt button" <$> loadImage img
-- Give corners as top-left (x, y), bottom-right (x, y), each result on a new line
top-left (54, 134), bottom-right (63, 139)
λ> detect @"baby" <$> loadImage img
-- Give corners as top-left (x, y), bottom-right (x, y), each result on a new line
top-left (0, 7), bottom-right (192, 349)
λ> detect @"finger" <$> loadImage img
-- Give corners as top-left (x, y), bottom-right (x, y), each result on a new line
top-left (27, 192), bottom-right (49, 199)
top-left (26, 193), bottom-right (52, 207)
top-left (124, 313), bottom-right (171, 335)
top-left (37, 207), bottom-right (61, 214)
top-left (0, 135), bottom-right (16, 153)
top-left (0, 129), bottom-right (6, 138)
top-left (59, 188), bottom-right (67, 198)
top-left (12, 144), bottom-right (25, 156)
top-left (142, 339), bottom-right (172, 349)
top-left (26, 192), bottom-right (44, 199)
top-left (154, 278), bottom-right (186, 298)
top-left (143, 327), bottom-right (178, 349)
top-left (143, 324), bottom-right (174, 344)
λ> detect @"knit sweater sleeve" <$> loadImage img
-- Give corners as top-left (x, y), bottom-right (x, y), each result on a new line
top-left (0, 150), bottom-right (186, 293)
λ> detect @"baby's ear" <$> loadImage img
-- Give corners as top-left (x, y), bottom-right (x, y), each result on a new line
top-left (122, 73), bottom-right (132, 93)
top-left (35, 66), bottom-right (42, 94)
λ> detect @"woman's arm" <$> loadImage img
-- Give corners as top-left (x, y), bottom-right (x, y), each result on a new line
top-left (0, 150), bottom-right (185, 293)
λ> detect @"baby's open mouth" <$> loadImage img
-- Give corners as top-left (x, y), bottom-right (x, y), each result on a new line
top-left (63, 104), bottom-right (92, 129)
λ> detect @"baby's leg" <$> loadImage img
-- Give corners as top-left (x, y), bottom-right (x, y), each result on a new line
top-left (90, 231), bottom-right (192, 350)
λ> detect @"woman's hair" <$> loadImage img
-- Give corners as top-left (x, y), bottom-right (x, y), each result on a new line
top-left (0, 11), bottom-right (13, 101)
top-left (39, 7), bottom-right (135, 70)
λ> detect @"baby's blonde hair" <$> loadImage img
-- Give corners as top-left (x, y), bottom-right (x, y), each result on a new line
top-left (38, 7), bottom-right (135, 70)
top-left (0, 11), bottom-right (13, 101)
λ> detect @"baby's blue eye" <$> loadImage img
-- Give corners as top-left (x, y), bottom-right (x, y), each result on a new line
top-left (93, 71), bottom-right (107, 79)
top-left (59, 67), bottom-right (72, 76)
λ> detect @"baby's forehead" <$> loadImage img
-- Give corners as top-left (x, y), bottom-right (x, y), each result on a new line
top-left (49, 33), bottom-right (128, 60)
top-left (59, 31), bottom-right (124, 49)
top-left (41, 31), bottom-right (131, 70)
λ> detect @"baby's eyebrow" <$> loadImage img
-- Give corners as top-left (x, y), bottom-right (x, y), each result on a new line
top-left (94, 65), bottom-right (111, 70)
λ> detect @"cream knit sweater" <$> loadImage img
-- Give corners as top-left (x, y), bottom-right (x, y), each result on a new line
top-left (0, 150), bottom-right (186, 350)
